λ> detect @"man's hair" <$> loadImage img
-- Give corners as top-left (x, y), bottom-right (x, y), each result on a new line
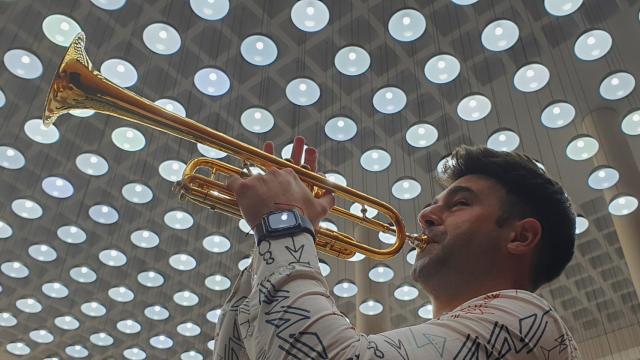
top-left (437, 145), bottom-right (576, 290)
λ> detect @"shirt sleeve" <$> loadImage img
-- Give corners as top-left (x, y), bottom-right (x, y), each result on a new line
top-left (235, 232), bottom-right (580, 360)
top-left (213, 267), bottom-right (253, 360)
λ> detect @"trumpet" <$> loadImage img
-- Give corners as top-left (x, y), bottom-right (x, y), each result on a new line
top-left (43, 33), bottom-right (428, 260)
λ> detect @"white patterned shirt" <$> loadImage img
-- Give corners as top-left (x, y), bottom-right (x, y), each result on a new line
top-left (214, 233), bottom-right (580, 360)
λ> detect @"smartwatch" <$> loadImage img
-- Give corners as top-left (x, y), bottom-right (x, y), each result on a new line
top-left (254, 209), bottom-right (316, 245)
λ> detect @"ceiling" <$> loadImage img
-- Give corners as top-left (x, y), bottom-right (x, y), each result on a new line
top-left (1, 0), bottom-right (639, 358)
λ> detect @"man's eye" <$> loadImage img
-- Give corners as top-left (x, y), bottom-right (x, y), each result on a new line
top-left (452, 200), bottom-right (469, 207)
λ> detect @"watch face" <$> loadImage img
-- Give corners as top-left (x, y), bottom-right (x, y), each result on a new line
top-left (267, 211), bottom-right (298, 230)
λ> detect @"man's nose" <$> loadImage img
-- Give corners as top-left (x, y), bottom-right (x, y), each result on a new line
top-left (418, 206), bottom-right (443, 229)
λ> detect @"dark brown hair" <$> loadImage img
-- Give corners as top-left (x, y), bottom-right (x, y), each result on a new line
top-left (438, 145), bottom-right (576, 290)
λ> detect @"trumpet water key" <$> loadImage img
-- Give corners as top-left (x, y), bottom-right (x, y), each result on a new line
top-left (43, 32), bottom-right (428, 260)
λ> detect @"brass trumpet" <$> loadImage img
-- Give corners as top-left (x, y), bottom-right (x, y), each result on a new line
top-left (43, 33), bottom-right (428, 260)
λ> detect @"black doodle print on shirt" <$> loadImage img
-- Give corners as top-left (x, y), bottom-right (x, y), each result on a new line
top-left (453, 308), bottom-right (552, 359)
top-left (367, 339), bottom-right (385, 358)
top-left (285, 236), bottom-right (311, 266)
top-left (541, 334), bottom-right (579, 360)
top-left (258, 239), bottom-right (275, 264)
top-left (409, 328), bottom-right (447, 358)
top-left (216, 320), bottom-right (245, 360)
top-left (259, 278), bottom-right (328, 359)
top-left (380, 334), bottom-right (410, 360)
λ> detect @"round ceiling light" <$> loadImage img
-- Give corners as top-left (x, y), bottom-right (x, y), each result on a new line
top-left (574, 29), bottom-right (612, 61)
top-left (451, 0), bottom-right (479, 4)
top-left (90, 0), bottom-right (127, 10)
top-left (359, 299), bottom-right (384, 315)
top-left (121, 182), bottom-right (153, 204)
top-left (54, 315), bottom-right (80, 330)
top-left (319, 260), bottom-right (331, 276)
top-left (177, 322), bottom-right (201, 337)
top-left (360, 148), bottom-right (391, 172)
top-left (514, 63), bottom-right (550, 92)
top-left (150, 335), bottom-right (174, 349)
top-left (131, 229), bottom-right (159, 248)
top-left (325, 116), bottom-right (357, 141)
top-left (30, 329), bottom-right (54, 344)
top-left (117, 319), bottom-right (141, 334)
top-left (481, 19), bottom-right (519, 51)
top-left (69, 266), bottom-right (97, 283)
top-left (124, 348), bottom-right (147, 360)
top-left (190, 0), bottom-right (229, 20)
top-left (57, 225), bottom-right (87, 244)
top-left (28, 244), bottom-right (58, 262)
top-left (388, 9), bottom-right (426, 42)
top-left (0, 312), bottom-right (18, 327)
top-left (99, 249), bottom-right (127, 266)
top-left (406, 123), bottom-right (438, 148)
top-left (89, 204), bottom-right (119, 224)
top-left (11, 199), bottom-right (43, 219)
top-left (373, 87), bottom-right (407, 114)
top-left (81, 301), bottom-right (107, 317)
top-left (76, 153), bottom-right (109, 176)
top-left (159, 159), bottom-right (186, 182)
top-left (0, 88), bottom-right (4, 108)
top-left (145, 305), bottom-right (170, 321)
top-left (608, 195), bottom-right (638, 216)
top-left (621, 109), bottom-right (640, 136)
top-left (16, 298), bottom-right (42, 313)
top-left (286, 78), bottom-right (321, 106)
top-left (156, 98), bottom-right (186, 116)
top-left (418, 304), bottom-right (434, 319)
top-left (457, 94), bottom-right (491, 121)
top-left (487, 129), bottom-right (520, 151)
top-left (205, 274), bottom-right (231, 291)
top-left (0, 220), bottom-right (12, 239)
top-left (3, 49), bottom-right (43, 79)
top-left (42, 282), bottom-right (69, 299)
top-left (394, 284), bottom-right (419, 301)
top-left (379, 232), bottom-right (396, 245)
top-left (238, 256), bottom-right (252, 270)
top-left (112, 127), bottom-right (146, 151)
top-left (198, 144), bottom-right (227, 158)
top-left (24, 118), bottom-right (59, 144)
top-left (42, 176), bottom-right (74, 198)
top-left (369, 264), bottom-right (394, 282)
top-left (6, 343), bottom-right (30, 356)
top-left (207, 308), bottom-right (222, 323)
top-left (335, 46), bottom-right (370, 76)
top-left (575, 215), bottom-right (589, 234)
top-left (90, 332), bottom-right (114, 347)
top-left (333, 280), bottom-right (358, 297)
top-left (544, 0), bottom-right (583, 16)
top-left (42, 14), bottom-right (83, 47)
top-left (143, 22), bottom-right (181, 55)
top-left (541, 101), bottom-right (575, 128)
top-left (138, 270), bottom-right (165, 287)
top-left (599, 72), bottom-right (635, 100)
top-left (325, 172), bottom-right (347, 186)
top-left (0, 146), bottom-right (25, 170)
top-left (108, 286), bottom-right (135, 302)
top-left (424, 54), bottom-right (460, 84)
top-left (566, 135), bottom-right (599, 160)
top-left (240, 34), bottom-right (278, 66)
top-left (406, 249), bottom-right (416, 264)
top-left (291, 0), bottom-right (330, 32)
top-left (203, 234), bottom-right (231, 253)
top-left (194, 67), bottom-right (231, 96)
top-left (101, 58), bottom-right (138, 87)
top-left (164, 209), bottom-right (194, 229)
top-left (174, 290), bottom-right (199, 306)
top-left (241, 107), bottom-right (274, 133)
top-left (588, 166), bottom-right (619, 190)
top-left (182, 351), bottom-right (204, 360)
top-left (170, 253), bottom-right (197, 271)
top-left (391, 178), bottom-right (422, 200)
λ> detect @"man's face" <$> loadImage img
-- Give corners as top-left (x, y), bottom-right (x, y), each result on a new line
top-left (411, 174), bottom-right (514, 291)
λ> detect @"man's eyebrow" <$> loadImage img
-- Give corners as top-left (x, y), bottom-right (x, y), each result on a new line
top-left (421, 185), bottom-right (476, 210)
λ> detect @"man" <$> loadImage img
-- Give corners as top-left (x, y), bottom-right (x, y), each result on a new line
top-left (214, 136), bottom-right (580, 359)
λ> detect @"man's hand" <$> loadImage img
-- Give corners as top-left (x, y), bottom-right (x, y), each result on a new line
top-left (226, 136), bottom-right (335, 230)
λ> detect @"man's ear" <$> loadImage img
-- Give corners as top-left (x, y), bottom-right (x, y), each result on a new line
top-left (506, 218), bottom-right (542, 255)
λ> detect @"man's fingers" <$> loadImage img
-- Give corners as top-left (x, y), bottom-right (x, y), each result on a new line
top-left (304, 147), bottom-right (317, 173)
top-left (291, 136), bottom-right (305, 165)
top-left (226, 174), bottom-right (244, 193)
top-left (317, 190), bottom-right (336, 213)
